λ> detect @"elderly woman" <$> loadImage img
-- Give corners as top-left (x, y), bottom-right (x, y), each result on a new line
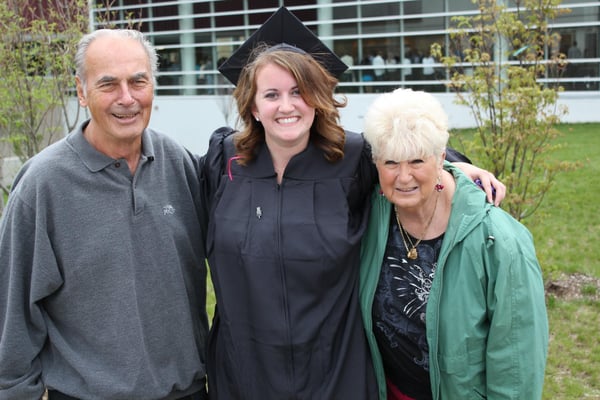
top-left (359, 88), bottom-right (548, 400)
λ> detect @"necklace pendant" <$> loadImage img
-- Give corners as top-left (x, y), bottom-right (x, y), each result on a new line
top-left (408, 248), bottom-right (418, 260)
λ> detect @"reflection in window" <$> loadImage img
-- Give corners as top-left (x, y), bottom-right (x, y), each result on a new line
top-left (91, 1), bottom-right (600, 95)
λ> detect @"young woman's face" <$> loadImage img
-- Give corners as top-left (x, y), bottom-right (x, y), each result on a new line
top-left (252, 62), bottom-right (316, 152)
top-left (377, 154), bottom-right (443, 211)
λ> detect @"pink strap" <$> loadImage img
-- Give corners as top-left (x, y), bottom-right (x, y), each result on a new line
top-left (227, 155), bottom-right (243, 181)
top-left (386, 378), bottom-right (416, 400)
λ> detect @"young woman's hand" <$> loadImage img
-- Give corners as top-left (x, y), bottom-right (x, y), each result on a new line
top-left (454, 162), bottom-right (506, 206)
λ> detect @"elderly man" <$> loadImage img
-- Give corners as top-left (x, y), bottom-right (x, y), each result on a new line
top-left (0, 29), bottom-right (208, 400)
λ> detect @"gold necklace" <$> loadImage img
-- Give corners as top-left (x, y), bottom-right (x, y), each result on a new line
top-left (394, 194), bottom-right (439, 260)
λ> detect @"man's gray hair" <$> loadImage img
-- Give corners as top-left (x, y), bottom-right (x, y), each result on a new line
top-left (75, 29), bottom-right (158, 89)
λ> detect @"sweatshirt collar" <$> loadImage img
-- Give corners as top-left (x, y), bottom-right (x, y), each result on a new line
top-left (67, 120), bottom-right (155, 172)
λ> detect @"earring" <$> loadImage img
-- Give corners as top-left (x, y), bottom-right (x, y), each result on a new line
top-left (435, 176), bottom-right (444, 192)
top-left (255, 116), bottom-right (260, 122)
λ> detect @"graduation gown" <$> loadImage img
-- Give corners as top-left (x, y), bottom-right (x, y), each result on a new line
top-left (202, 127), bottom-right (378, 399)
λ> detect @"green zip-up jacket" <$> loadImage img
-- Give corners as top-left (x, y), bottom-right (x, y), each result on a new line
top-left (360, 163), bottom-right (548, 400)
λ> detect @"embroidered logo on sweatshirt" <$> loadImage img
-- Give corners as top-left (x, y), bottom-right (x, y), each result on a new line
top-left (162, 204), bottom-right (175, 215)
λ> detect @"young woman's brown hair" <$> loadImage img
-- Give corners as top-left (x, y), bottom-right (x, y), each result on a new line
top-left (232, 44), bottom-right (348, 164)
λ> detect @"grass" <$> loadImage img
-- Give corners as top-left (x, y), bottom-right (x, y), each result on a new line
top-left (525, 124), bottom-right (600, 278)
top-left (452, 123), bottom-right (600, 399)
top-left (532, 123), bottom-right (600, 400)
top-left (448, 123), bottom-right (600, 278)
top-left (544, 299), bottom-right (600, 399)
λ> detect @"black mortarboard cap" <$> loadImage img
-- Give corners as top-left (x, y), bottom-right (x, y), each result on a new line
top-left (218, 6), bottom-right (348, 85)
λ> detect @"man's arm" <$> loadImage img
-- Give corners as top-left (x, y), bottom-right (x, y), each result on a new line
top-left (0, 195), bottom-right (48, 399)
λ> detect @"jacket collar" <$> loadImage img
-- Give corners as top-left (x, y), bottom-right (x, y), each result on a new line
top-left (230, 138), bottom-right (329, 180)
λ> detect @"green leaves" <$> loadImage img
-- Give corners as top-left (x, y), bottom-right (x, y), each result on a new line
top-left (0, 1), bottom-right (88, 162)
top-left (433, 0), bottom-right (577, 220)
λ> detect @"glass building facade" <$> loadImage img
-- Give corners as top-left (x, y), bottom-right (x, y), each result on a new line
top-left (90, 0), bottom-right (600, 96)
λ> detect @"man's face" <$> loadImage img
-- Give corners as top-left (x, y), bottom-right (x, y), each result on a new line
top-left (76, 35), bottom-right (154, 148)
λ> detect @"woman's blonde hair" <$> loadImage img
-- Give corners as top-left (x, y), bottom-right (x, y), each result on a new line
top-left (363, 88), bottom-right (449, 163)
top-left (232, 44), bottom-right (347, 163)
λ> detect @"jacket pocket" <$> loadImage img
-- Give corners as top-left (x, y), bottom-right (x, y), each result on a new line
top-left (438, 342), bottom-right (486, 399)
top-left (438, 351), bottom-right (467, 374)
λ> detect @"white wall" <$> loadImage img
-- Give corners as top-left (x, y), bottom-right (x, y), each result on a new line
top-left (0, 157), bottom-right (22, 189)
top-left (64, 91), bottom-right (600, 156)
top-left (149, 95), bottom-right (236, 155)
top-left (2, 91), bottom-right (595, 188)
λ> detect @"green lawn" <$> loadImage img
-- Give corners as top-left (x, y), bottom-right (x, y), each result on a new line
top-left (530, 124), bottom-right (600, 399)
top-left (448, 123), bottom-right (600, 278)
top-left (526, 123), bottom-right (600, 278)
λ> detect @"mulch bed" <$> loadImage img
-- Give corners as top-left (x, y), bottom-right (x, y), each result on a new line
top-left (545, 273), bottom-right (600, 301)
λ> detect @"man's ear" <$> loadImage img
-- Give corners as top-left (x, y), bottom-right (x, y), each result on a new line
top-left (76, 76), bottom-right (87, 107)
